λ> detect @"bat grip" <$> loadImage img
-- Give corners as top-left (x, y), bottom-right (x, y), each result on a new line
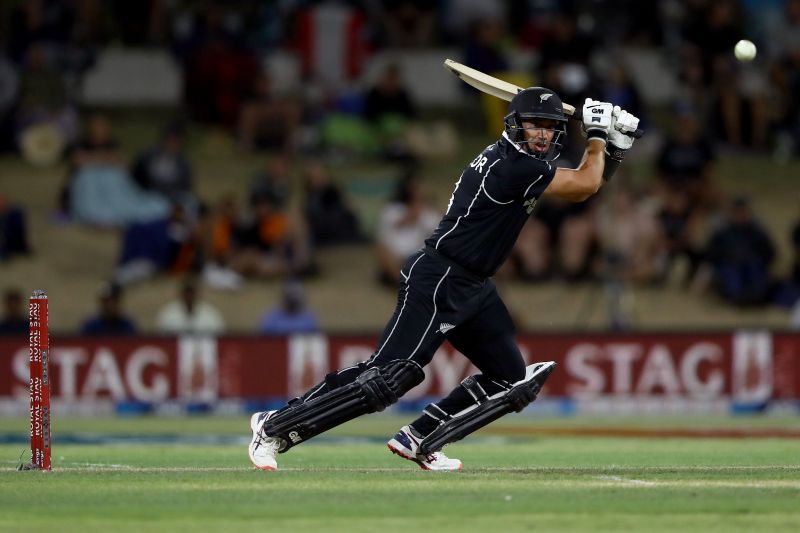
top-left (568, 108), bottom-right (644, 139)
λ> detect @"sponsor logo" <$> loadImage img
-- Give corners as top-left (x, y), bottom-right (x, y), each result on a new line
top-left (524, 197), bottom-right (537, 214)
top-left (540, 94), bottom-right (552, 102)
top-left (288, 431), bottom-right (302, 443)
top-left (438, 323), bottom-right (456, 334)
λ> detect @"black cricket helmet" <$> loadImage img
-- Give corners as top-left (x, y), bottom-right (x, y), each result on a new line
top-left (504, 87), bottom-right (568, 161)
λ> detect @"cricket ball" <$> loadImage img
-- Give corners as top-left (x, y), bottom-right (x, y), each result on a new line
top-left (734, 40), bottom-right (757, 62)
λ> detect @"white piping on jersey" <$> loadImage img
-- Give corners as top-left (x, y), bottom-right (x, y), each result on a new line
top-left (482, 184), bottom-right (514, 204)
top-left (524, 174), bottom-right (544, 198)
top-left (408, 266), bottom-right (451, 359)
top-left (372, 252), bottom-right (425, 361)
top-left (444, 171), bottom-right (465, 215)
top-left (435, 158), bottom-right (501, 248)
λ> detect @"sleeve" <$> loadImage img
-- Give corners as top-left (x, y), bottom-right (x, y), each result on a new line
top-left (491, 155), bottom-right (556, 201)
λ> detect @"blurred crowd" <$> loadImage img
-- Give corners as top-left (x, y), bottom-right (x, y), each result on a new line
top-left (2, 0), bottom-right (800, 332)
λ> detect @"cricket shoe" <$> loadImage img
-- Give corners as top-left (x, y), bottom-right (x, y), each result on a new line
top-left (387, 425), bottom-right (462, 471)
top-left (248, 410), bottom-right (281, 471)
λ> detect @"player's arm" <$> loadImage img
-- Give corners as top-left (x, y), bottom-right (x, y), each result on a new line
top-left (543, 99), bottom-right (613, 202)
top-left (543, 139), bottom-right (606, 202)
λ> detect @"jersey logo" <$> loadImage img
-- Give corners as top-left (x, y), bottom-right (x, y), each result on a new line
top-left (540, 94), bottom-right (552, 102)
top-left (524, 198), bottom-right (537, 214)
top-left (438, 322), bottom-right (456, 334)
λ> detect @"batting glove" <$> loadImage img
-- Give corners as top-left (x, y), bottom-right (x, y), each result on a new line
top-left (608, 106), bottom-right (640, 150)
top-left (582, 98), bottom-right (613, 143)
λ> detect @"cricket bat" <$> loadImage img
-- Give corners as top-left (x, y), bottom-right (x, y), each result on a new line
top-left (443, 59), bottom-right (643, 138)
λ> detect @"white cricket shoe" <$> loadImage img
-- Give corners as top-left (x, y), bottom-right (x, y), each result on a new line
top-left (387, 425), bottom-right (462, 471)
top-left (247, 411), bottom-right (281, 471)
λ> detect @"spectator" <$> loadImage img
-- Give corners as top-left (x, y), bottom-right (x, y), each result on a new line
top-left (237, 72), bottom-right (301, 154)
top-left (116, 200), bottom-right (214, 287)
top-left (376, 171), bottom-right (440, 286)
top-left (70, 113), bottom-right (123, 170)
top-left (80, 284), bottom-right (137, 336)
top-left (655, 187), bottom-right (705, 284)
top-left (379, 0), bottom-right (437, 48)
top-left (230, 192), bottom-right (313, 278)
top-left (523, 196), bottom-right (600, 282)
top-left (303, 161), bottom-right (363, 246)
top-left (203, 194), bottom-right (244, 290)
top-left (655, 108), bottom-right (718, 211)
top-left (0, 193), bottom-right (30, 261)
top-left (703, 197), bottom-right (776, 306)
top-left (463, 19), bottom-right (508, 77)
top-left (181, 4), bottom-right (258, 127)
top-left (601, 65), bottom-right (644, 125)
top-left (7, 1), bottom-right (76, 63)
top-left (444, 0), bottom-right (507, 41)
top-left (259, 280), bottom-right (319, 335)
top-left (68, 114), bottom-right (170, 226)
top-left (364, 64), bottom-right (415, 123)
top-left (156, 280), bottom-right (225, 336)
top-left (249, 155), bottom-right (291, 209)
top-left (0, 288), bottom-right (28, 336)
top-left (682, 1), bottom-right (768, 148)
top-left (363, 64), bottom-right (418, 160)
top-left (131, 123), bottom-right (194, 205)
top-left (538, 13), bottom-right (594, 74)
top-left (596, 186), bottom-right (661, 284)
top-left (497, 219), bottom-right (552, 282)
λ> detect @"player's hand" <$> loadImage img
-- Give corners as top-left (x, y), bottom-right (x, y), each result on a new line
top-left (608, 106), bottom-right (640, 150)
top-left (582, 98), bottom-right (613, 142)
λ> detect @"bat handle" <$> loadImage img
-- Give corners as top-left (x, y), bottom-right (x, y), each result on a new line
top-left (568, 108), bottom-right (644, 139)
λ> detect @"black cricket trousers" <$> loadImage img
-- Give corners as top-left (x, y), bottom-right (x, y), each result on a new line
top-left (300, 248), bottom-right (526, 432)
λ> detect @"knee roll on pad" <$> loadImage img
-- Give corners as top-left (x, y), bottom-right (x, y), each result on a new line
top-left (418, 361), bottom-right (556, 456)
top-left (263, 359), bottom-right (424, 452)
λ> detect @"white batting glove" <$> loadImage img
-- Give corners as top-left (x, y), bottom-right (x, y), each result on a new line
top-left (608, 106), bottom-right (640, 150)
top-left (582, 98), bottom-right (613, 143)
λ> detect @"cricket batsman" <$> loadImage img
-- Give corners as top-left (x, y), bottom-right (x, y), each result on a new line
top-left (248, 88), bottom-right (640, 471)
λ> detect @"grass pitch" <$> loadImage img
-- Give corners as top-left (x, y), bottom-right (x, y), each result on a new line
top-left (1, 415), bottom-right (799, 532)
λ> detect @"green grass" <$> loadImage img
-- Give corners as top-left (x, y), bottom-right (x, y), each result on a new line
top-left (1, 416), bottom-right (799, 531)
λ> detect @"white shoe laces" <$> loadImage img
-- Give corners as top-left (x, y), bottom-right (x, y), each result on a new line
top-left (425, 451), bottom-right (451, 463)
top-left (253, 425), bottom-right (281, 455)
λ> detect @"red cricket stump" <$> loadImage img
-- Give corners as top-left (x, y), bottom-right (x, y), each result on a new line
top-left (28, 290), bottom-right (51, 470)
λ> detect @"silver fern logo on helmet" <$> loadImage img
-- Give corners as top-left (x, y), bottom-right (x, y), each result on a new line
top-left (540, 94), bottom-right (552, 102)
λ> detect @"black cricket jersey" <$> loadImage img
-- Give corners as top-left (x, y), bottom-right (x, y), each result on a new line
top-left (425, 132), bottom-right (556, 278)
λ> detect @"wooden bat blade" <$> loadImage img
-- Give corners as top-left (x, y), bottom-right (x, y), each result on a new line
top-left (443, 59), bottom-right (518, 102)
